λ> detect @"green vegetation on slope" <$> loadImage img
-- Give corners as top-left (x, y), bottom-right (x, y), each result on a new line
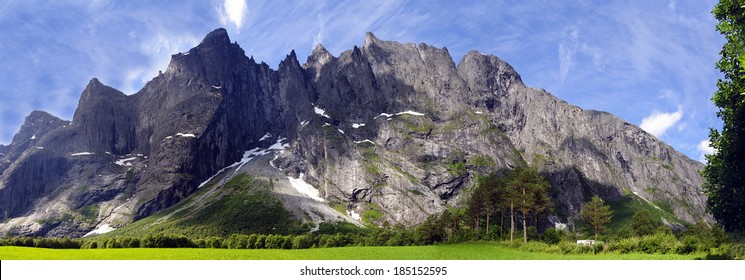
top-left (107, 174), bottom-right (308, 238)
top-left (605, 190), bottom-right (686, 237)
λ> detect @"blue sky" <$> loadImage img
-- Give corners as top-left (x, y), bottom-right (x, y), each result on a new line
top-left (0, 0), bottom-right (723, 162)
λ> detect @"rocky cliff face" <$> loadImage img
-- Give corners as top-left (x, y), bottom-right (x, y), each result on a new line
top-left (0, 29), bottom-right (711, 237)
top-left (457, 52), bottom-right (708, 223)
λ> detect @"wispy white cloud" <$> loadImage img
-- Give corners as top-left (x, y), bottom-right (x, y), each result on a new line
top-left (125, 32), bottom-right (199, 94)
top-left (640, 108), bottom-right (684, 138)
top-left (697, 139), bottom-right (716, 162)
top-left (556, 23), bottom-right (606, 84)
top-left (230, 0), bottom-right (419, 66)
top-left (217, 0), bottom-right (248, 32)
top-left (558, 25), bottom-right (578, 82)
top-left (312, 14), bottom-right (326, 49)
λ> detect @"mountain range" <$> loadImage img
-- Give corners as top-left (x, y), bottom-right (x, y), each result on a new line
top-left (0, 28), bottom-right (711, 237)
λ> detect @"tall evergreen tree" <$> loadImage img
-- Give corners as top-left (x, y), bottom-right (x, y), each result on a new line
top-left (703, 0), bottom-right (745, 231)
top-left (475, 174), bottom-right (509, 239)
top-left (510, 166), bottom-right (551, 243)
top-left (580, 195), bottom-right (613, 241)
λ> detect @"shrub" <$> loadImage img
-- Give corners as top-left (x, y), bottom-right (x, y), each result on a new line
top-left (236, 235), bottom-right (248, 249)
top-left (615, 226), bottom-right (634, 239)
top-left (105, 238), bottom-right (121, 248)
top-left (728, 243), bottom-right (745, 260)
top-left (265, 235), bottom-right (281, 249)
top-left (386, 231), bottom-right (413, 247)
top-left (703, 243), bottom-right (745, 260)
top-left (617, 237), bottom-right (640, 254)
top-left (205, 237), bottom-right (222, 248)
top-left (630, 210), bottom-right (661, 236)
top-left (552, 242), bottom-right (594, 255)
top-left (282, 236), bottom-right (293, 249)
top-left (515, 241), bottom-right (561, 254)
top-left (278, 235), bottom-right (289, 249)
top-left (124, 237), bottom-right (141, 248)
top-left (525, 226), bottom-right (539, 242)
top-left (558, 242), bottom-right (594, 255)
top-left (322, 233), bottom-right (348, 248)
top-left (639, 233), bottom-right (680, 254)
top-left (292, 234), bottom-right (313, 249)
top-left (226, 234), bottom-right (240, 249)
top-left (33, 238), bottom-right (45, 248)
top-left (175, 235), bottom-right (194, 248)
top-left (655, 225), bottom-right (673, 235)
top-left (452, 228), bottom-right (476, 243)
top-left (246, 234), bottom-right (258, 249)
top-left (686, 223), bottom-right (728, 250)
top-left (593, 242), bottom-right (609, 254)
top-left (254, 235), bottom-right (266, 249)
top-left (317, 235), bottom-right (329, 248)
top-left (705, 244), bottom-right (732, 260)
top-left (678, 235), bottom-right (701, 254)
top-left (542, 228), bottom-right (562, 245)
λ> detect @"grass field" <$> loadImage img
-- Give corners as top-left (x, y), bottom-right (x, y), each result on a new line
top-left (0, 242), bottom-right (704, 260)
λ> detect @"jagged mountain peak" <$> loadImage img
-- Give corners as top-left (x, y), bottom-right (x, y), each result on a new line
top-left (363, 32), bottom-right (380, 48)
top-left (164, 28), bottom-right (247, 84)
top-left (312, 43), bottom-right (330, 55)
top-left (281, 49), bottom-right (299, 66)
top-left (75, 78), bottom-right (127, 112)
top-left (457, 50), bottom-right (524, 95)
top-left (26, 110), bottom-right (60, 121)
top-left (199, 27), bottom-right (232, 48)
top-left (305, 44), bottom-right (336, 77)
top-left (87, 77), bottom-right (102, 86)
top-left (10, 110), bottom-right (66, 145)
top-left (88, 76), bottom-right (122, 90)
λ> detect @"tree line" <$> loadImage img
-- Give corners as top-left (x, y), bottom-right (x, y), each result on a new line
top-left (465, 165), bottom-right (552, 243)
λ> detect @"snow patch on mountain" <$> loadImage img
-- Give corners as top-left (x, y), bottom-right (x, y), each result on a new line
top-left (259, 133), bottom-right (272, 141)
top-left (395, 110), bottom-right (424, 116)
top-left (288, 173), bottom-right (325, 202)
top-left (314, 106), bottom-right (330, 118)
top-left (82, 224), bottom-right (115, 237)
top-left (346, 210), bottom-right (362, 221)
top-left (114, 157), bottom-right (137, 166)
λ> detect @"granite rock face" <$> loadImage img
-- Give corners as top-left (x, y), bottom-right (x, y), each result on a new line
top-left (0, 29), bottom-right (711, 237)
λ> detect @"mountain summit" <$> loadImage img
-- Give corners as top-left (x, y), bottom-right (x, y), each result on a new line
top-left (0, 29), bottom-right (711, 237)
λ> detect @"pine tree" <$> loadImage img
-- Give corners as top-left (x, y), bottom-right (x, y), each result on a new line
top-left (510, 166), bottom-right (551, 243)
top-left (580, 195), bottom-right (613, 241)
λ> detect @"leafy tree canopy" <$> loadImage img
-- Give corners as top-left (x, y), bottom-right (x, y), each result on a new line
top-left (703, 0), bottom-right (745, 231)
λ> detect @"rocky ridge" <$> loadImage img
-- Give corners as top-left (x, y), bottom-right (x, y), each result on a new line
top-left (0, 28), bottom-right (711, 237)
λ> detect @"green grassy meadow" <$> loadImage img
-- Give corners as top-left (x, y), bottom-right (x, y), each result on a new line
top-left (0, 242), bottom-right (704, 260)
